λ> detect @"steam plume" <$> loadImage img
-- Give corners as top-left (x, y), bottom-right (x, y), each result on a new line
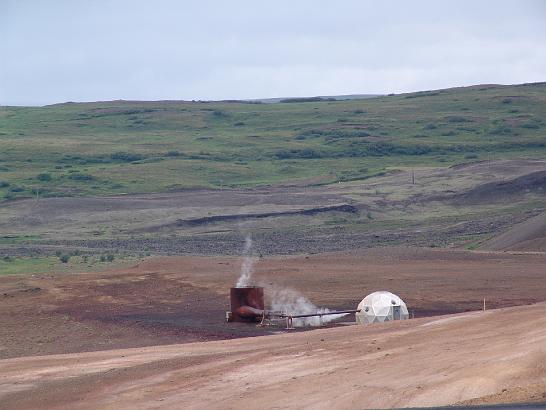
top-left (268, 286), bottom-right (349, 327)
top-left (234, 235), bottom-right (347, 327)
top-left (235, 235), bottom-right (256, 287)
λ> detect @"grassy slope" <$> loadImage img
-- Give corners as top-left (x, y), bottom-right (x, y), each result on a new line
top-left (0, 254), bottom-right (140, 275)
top-left (0, 82), bottom-right (545, 199)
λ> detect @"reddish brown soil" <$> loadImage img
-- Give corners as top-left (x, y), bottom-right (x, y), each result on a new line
top-left (2, 303), bottom-right (546, 409)
top-left (2, 247), bottom-right (546, 360)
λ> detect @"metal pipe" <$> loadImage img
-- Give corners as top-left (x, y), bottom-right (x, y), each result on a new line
top-left (228, 286), bottom-right (360, 325)
top-left (280, 309), bottom-right (360, 319)
top-left (234, 305), bottom-right (265, 318)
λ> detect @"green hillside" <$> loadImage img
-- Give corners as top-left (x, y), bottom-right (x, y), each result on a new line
top-left (1, 82), bottom-right (545, 200)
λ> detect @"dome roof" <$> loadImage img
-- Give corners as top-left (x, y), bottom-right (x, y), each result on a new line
top-left (356, 291), bottom-right (409, 325)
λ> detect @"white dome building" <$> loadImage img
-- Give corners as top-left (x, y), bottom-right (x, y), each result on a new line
top-left (356, 291), bottom-right (409, 325)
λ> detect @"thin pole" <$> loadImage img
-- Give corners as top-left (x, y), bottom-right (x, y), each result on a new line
top-left (483, 298), bottom-right (486, 311)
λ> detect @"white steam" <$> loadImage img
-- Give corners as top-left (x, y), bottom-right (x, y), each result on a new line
top-left (268, 286), bottom-right (349, 327)
top-left (234, 235), bottom-right (347, 328)
top-left (235, 235), bottom-right (256, 288)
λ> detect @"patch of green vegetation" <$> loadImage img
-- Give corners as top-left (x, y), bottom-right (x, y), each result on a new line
top-left (0, 235), bottom-right (40, 244)
top-left (99, 253), bottom-right (115, 262)
top-left (0, 256), bottom-right (66, 275)
top-left (465, 242), bottom-right (482, 250)
top-left (1, 82), bottom-right (546, 198)
top-left (0, 254), bottom-right (140, 275)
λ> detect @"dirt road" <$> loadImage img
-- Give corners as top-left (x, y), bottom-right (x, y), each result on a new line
top-left (1, 302), bottom-right (546, 409)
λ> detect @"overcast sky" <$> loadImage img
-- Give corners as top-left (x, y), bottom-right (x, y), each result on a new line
top-left (1, 0), bottom-right (545, 105)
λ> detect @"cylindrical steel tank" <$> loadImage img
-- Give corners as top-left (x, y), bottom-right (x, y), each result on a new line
top-left (228, 286), bottom-right (265, 322)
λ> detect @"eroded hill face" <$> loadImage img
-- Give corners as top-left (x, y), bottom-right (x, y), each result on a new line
top-left (482, 211), bottom-right (546, 251)
top-left (1, 159), bottom-right (546, 259)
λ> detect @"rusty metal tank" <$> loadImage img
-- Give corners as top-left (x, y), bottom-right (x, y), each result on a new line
top-left (228, 286), bottom-right (265, 322)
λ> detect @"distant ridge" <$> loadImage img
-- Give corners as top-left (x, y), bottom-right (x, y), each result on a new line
top-left (245, 94), bottom-right (382, 104)
top-left (34, 81), bottom-right (546, 107)
top-left (42, 94), bottom-right (382, 107)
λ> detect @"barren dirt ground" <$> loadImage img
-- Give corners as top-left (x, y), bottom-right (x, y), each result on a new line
top-left (1, 302), bottom-right (546, 410)
top-left (2, 247), bottom-right (546, 360)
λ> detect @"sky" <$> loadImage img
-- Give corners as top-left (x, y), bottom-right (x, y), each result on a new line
top-left (1, 0), bottom-right (545, 105)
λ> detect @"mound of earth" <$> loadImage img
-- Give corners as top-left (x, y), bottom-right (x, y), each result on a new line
top-left (481, 211), bottom-right (546, 251)
top-left (454, 170), bottom-right (546, 204)
top-left (1, 302), bottom-right (546, 409)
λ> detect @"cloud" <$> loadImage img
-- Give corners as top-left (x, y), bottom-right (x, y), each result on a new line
top-left (1, 0), bottom-right (545, 105)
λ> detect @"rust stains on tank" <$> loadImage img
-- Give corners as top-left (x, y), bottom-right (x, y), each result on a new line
top-left (228, 286), bottom-right (265, 322)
